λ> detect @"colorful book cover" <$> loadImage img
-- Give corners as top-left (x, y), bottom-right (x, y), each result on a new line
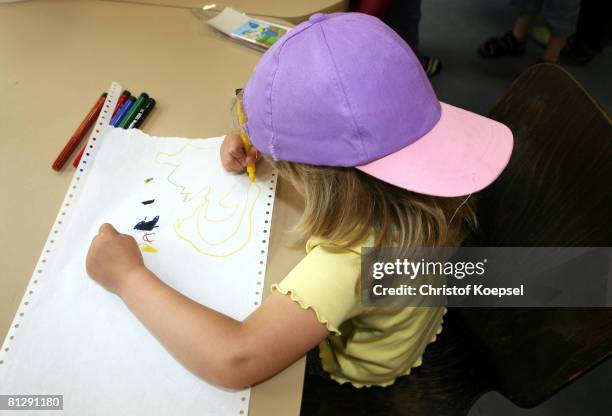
top-left (231, 20), bottom-right (288, 49)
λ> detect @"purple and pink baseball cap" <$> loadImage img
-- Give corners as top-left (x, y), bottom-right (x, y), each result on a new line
top-left (243, 12), bottom-right (513, 197)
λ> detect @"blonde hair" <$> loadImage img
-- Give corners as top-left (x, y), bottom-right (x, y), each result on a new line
top-left (234, 91), bottom-right (477, 252)
top-left (266, 159), bottom-right (477, 252)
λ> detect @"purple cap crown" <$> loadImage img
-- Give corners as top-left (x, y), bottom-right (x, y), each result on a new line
top-left (243, 12), bottom-right (441, 166)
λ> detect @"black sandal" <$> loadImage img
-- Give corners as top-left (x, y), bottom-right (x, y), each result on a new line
top-left (561, 35), bottom-right (597, 65)
top-left (478, 31), bottom-right (526, 58)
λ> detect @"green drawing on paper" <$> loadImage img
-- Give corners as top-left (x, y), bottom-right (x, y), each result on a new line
top-left (154, 143), bottom-right (260, 258)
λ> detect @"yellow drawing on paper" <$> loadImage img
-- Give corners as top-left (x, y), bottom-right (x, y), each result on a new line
top-left (154, 143), bottom-right (261, 258)
top-left (140, 244), bottom-right (158, 253)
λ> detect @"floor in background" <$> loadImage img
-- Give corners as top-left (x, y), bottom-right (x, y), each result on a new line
top-left (469, 357), bottom-right (612, 415)
top-left (417, 1), bottom-right (611, 415)
top-left (420, 0), bottom-right (611, 116)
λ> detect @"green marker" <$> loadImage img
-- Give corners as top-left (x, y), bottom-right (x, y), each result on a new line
top-left (119, 92), bottom-right (149, 129)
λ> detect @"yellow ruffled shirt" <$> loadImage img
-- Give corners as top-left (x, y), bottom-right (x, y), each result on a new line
top-left (271, 236), bottom-right (446, 388)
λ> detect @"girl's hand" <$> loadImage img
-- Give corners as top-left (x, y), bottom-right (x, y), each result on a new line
top-left (86, 223), bottom-right (147, 295)
top-left (220, 132), bottom-right (261, 173)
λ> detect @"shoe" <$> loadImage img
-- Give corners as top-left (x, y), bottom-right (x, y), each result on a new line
top-left (478, 30), bottom-right (527, 58)
top-left (420, 56), bottom-right (442, 77)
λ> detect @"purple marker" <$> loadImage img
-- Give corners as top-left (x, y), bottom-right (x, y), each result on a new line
top-left (110, 96), bottom-right (135, 127)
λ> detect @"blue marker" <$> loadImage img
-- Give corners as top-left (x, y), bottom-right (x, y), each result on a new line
top-left (110, 96), bottom-right (135, 127)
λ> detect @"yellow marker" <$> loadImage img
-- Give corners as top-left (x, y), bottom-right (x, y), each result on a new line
top-left (236, 98), bottom-right (256, 182)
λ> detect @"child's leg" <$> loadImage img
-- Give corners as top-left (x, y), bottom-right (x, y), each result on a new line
top-left (542, 35), bottom-right (568, 62)
top-left (513, 15), bottom-right (537, 41)
top-left (540, 0), bottom-right (581, 62)
top-left (509, 0), bottom-right (543, 43)
top-left (478, 0), bottom-right (542, 58)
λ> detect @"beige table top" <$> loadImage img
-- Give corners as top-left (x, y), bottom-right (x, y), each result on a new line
top-left (110, 0), bottom-right (348, 23)
top-left (0, 0), bottom-right (346, 414)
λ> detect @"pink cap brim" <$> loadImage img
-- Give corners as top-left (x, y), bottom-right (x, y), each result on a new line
top-left (356, 102), bottom-right (514, 197)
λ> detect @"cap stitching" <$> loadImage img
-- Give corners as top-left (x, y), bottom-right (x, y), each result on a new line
top-left (267, 50), bottom-right (278, 160)
top-left (318, 23), bottom-right (368, 162)
top-left (266, 20), bottom-right (325, 161)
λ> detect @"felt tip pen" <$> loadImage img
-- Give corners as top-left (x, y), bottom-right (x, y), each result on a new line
top-left (118, 92), bottom-right (149, 129)
top-left (129, 97), bottom-right (156, 129)
top-left (112, 90), bottom-right (131, 117)
top-left (52, 92), bottom-right (107, 171)
top-left (110, 96), bottom-right (135, 127)
top-left (72, 90), bottom-right (132, 167)
top-left (235, 98), bottom-right (256, 182)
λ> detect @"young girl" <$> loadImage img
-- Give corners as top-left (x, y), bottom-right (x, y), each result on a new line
top-left (86, 12), bottom-right (513, 389)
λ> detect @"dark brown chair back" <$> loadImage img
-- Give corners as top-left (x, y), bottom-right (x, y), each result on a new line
top-left (301, 64), bottom-right (612, 415)
top-left (460, 63), bottom-right (612, 407)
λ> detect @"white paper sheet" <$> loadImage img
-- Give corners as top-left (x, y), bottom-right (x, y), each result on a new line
top-left (0, 127), bottom-right (276, 415)
top-left (207, 6), bottom-right (250, 35)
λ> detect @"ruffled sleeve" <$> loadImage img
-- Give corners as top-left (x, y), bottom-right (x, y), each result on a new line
top-left (271, 244), bottom-right (362, 335)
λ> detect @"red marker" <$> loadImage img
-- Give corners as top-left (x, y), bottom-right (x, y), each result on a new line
top-left (72, 90), bottom-right (132, 167)
top-left (52, 92), bottom-right (106, 171)
top-left (112, 90), bottom-right (131, 117)
top-left (72, 140), bottom-right (88, 168)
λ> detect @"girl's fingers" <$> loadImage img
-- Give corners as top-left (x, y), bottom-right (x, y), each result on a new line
top-left (227, 143), bottom-right (247, 169)
top-left (221, 133), bottom-right (247, 172)
top-left (221, 133), bottom-right (261, 172)
top-left (245, 147), bottom-right (261, 165)
top-left (99, 223), bottom-right (118, 235)
top-left (228, 143), bottom-right (247, 161)
top-left (222, 153), bottom-right (246, 172)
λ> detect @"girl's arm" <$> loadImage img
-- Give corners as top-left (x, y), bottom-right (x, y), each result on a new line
top-left (86, 223), bottom-right (329, 389)
top-left (120, 268), bottom-right (328, 389)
